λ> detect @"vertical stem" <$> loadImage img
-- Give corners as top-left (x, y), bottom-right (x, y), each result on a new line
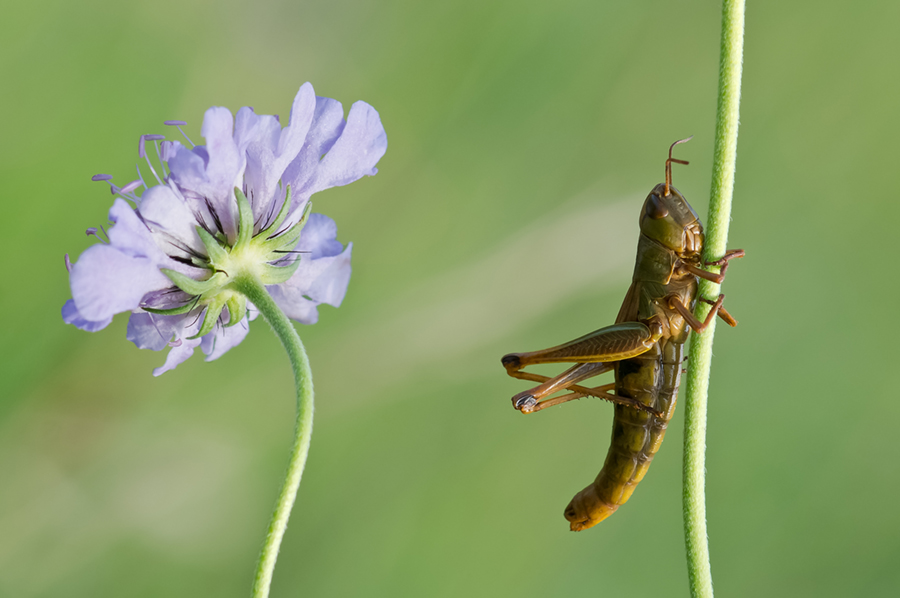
top-left (234, 274), bottom-right (315, 598)
top-left (683, 1), bottom-right (745, 597)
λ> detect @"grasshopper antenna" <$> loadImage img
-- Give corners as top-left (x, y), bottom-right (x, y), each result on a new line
top-left (665, 136), bottom-right (693, 196)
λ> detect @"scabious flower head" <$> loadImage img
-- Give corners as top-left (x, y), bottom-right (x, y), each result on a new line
top-left (63, 83), bottom-right (386, 375)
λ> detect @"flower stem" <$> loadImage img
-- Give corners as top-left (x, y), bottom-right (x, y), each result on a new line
top-left (682, 1), bottom-right (745, 597)
top-left (233, 273), bottom-right (315, 598)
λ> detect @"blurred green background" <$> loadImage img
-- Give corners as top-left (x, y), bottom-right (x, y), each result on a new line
top-left (2, 0), bottom-right (899, 596)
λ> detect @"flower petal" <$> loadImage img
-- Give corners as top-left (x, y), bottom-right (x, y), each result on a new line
top-left (139, 287), bottom-right (196, 311)
top-left (280, 96), bottom-right (346, 226)
top-left (234, 107), bottom-right (277, 193)
top-left (277, 83), bottom-right (317, 158)
top-left (70, 244), bottom-right (169, 321)
top-left (166, 144), bottom-right (209, 195)
top-left (69, 198), bottom-right (177, 321)
top-left (267, 214), bottom-right (352, 323)
top-left (126, 312), bottom-right (189, 351)
top-left (160, 140), bottom-right (182, 162)
top-left (166, 108), bottom-right (242, 240)
top-left (235, 110), bottom-right (280, 156)
top-left (201, 107), bottom-right (242, 229)
top-left (107, 197), bottom-right (195, 276)
top-left (306, 243), bottom-right (352, 307)
top-left (152, 317), bottom-right (203, 376)
top-left (200, 316), bottom-right (251, 362)
top-left (297, 212), bottom-right (344, 258)
top-left (106, 198), bottom-right (167, 261)
top-left (266, 287), bottom-right (321, 324)
top-left (275, 242), bottom-right (352, 307)
top-left (138, 184), bottom-right (205, 260)
top-left (243, 84), bottom-right (317, 223)
top-left (61, 299), bottom-right (112, 332)
top-left (297, 100), bottom-right (387, 199)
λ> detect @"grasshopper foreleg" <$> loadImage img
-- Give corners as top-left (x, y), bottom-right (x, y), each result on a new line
top-left (679, 248), bottom-right (745, 284)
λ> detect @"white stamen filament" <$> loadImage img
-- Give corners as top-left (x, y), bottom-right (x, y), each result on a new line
top-left (143, 150), bottom-right (163, 185)
top-left (154, 140), bottom-right (169, 178)
top-left (174, 124), bottom-right (195, 147)
top-left (135, 164), bottom-right (147, 189)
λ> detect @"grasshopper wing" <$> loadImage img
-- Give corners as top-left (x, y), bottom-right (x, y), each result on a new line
top-left (503, 321), bottom-right (658, 369)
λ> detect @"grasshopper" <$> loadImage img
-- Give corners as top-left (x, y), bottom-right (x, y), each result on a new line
top-left (501, 138), bottom-right (744, 531)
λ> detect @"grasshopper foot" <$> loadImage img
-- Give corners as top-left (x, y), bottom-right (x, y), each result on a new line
top-left (513, 393), bottom-right (537, 413)
top-left (704, 249), bottom-right (745, 267)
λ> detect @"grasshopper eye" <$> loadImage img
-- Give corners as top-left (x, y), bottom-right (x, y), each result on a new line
top-left (646, 194), bottom-right (669, 219)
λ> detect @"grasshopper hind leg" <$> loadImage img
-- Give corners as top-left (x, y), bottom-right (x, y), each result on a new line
top-left (502, 320), bottom-right (663, 416)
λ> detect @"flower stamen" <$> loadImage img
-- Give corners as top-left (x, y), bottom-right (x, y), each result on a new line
top-left (135, 164), bottom-right (147, 192)
top-left (120, 180), bottom-right (142, 194)
top-left (164, 120), bottom-right (195, 147)
top-left (85, 227), bottom-right (109, 243)
top-left (92, 173), bottom-right (141, 204)
top-left (139, 135), bottom-right (166, 185)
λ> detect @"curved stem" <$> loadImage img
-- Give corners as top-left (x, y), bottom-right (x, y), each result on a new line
top-left (233, 273), bottom-right (315, 598)
top-left (682, 1), bottom-right (745, 597)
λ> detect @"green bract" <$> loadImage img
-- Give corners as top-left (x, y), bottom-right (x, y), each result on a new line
top-left (151, 186), bottom-right (311, 339)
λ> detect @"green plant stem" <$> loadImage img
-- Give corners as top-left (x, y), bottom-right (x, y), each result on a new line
top-left (682, 1), bottom-right (745, 597)
top-left (234, 273), bottom-right (315, 598)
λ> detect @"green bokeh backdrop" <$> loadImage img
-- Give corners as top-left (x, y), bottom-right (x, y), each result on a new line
top-left (2, 1), bottom-right (899, 596)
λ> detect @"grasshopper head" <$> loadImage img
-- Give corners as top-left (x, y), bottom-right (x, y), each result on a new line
top-left (638, 137), bottom-right (704, 259)
top-left (639, 183), bottom-right (703, 258)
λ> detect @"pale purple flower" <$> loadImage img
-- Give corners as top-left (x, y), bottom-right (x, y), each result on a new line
top-left (63, 83), bottom-right (386, 375)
